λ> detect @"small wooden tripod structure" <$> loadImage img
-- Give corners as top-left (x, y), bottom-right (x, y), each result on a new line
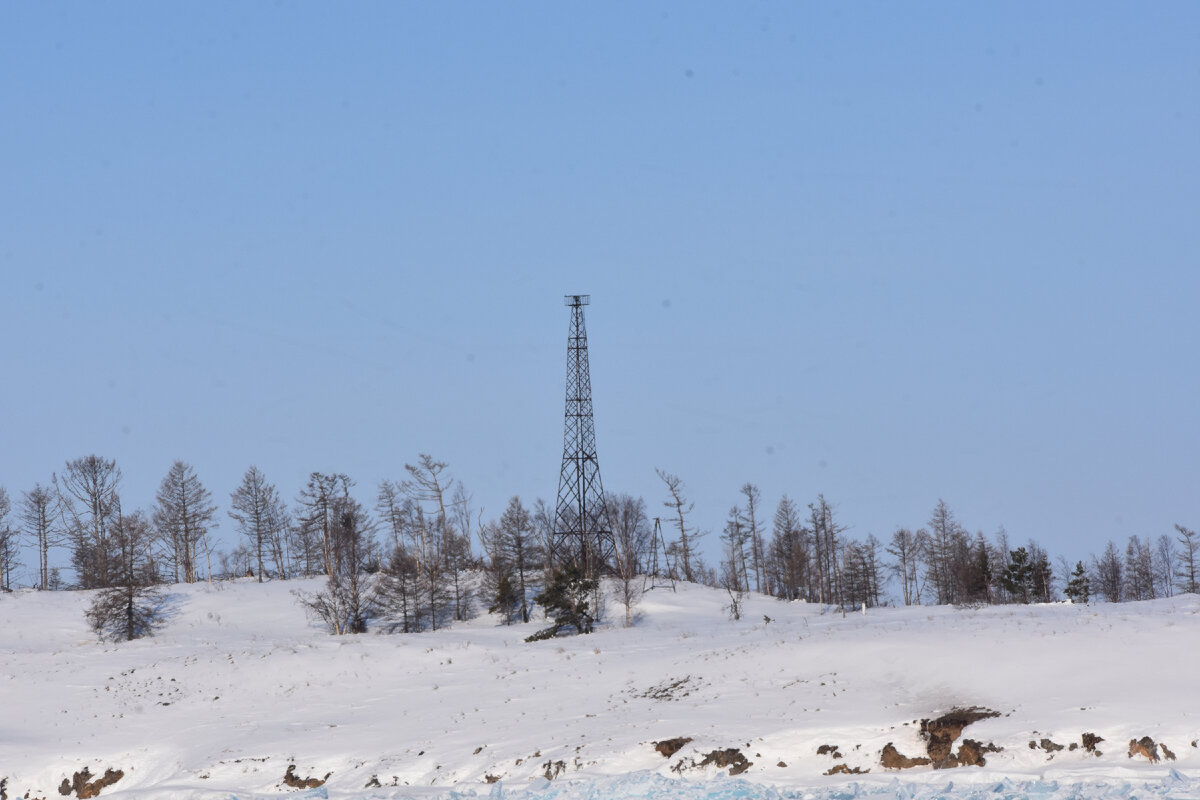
top-left (644, 517), bottom-right (676, 592)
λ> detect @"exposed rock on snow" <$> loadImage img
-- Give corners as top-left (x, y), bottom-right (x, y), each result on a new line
top-left (281, 764), bottom-right (329, 789)
top-left (653, 737), bottom-right (693, 758)
top-left (56, 767), bottom-right (123, 799)
top-left (824, 763), bottom-right (868, 775)
top-left (881, 708), bottom-right (1002, 770)
top-left (954, 738), bottom-right (1001, 767)
top-left (1030, 737), bottom-right (1065, 754)
top-left (1129, 736), bottom-right (1171, 763)
top-left (696, 748), bottom-right (752, 776)
top-left (920, 707), bottom-right (1000, 768)
top-left (880, 743), bottom-right (931, 769)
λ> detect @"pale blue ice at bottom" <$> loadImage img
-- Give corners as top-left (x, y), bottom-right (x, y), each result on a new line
top-left (223, 769), bottom-right (1198, 800)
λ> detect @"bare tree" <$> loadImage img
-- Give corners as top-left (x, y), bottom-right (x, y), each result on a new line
top-left (720, 505), bottom-right (749, 593)
top-left (297, 472), bottom-right (352, 577)
top-left (656, 469), bottom-right (703, 583)
top-left (56, 455), bottom-right (122, 589)
top-left (20, 484), bottom-right (60, 589)
top-left (924, 499), bottom-right (966, 605)
top-left (532, 498), bottom-right (556, 574)
top-left (739, 483), bottom-right (766, 594)
top-left (86, 507), bottom-right (164, 641)
top-left (296, 491), bottom-right (377, 634)
top-left (1154, 534), bottom-right (1176, 598)
top-left (607, 492), bottom-right (650, 626)
top-left (377, 546), bottom-right (423, 632)
top-left (808, 495), bottom-right (845, 606)
top-left (887, 528), bottom-right (920, 606)
top-left (153, 460), bottom-right (218, 584)
top-left (375, 456), bottom-right (469, 631)
top-left (1175, 524), bottom-right (1199, 594)
top-left (1092, 540), bottom-right (1123, 603)
top-left (0, 487), bottom-right (17, 590)
top-left (767, 495), bottom-right (808, 601)
top-left (402, 455), bottom-right (457, 629)
top-left (229, 466), bottom-right (289, 581)
top-left (1124, 535), bottom-right (1155, 601)
top-left (841, 536), bottom-right (883, 608)
top-left (376, 479), bottom-right (407, 555)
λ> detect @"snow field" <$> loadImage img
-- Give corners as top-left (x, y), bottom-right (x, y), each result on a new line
top-left (2, 579), bottom-right (1198, 799)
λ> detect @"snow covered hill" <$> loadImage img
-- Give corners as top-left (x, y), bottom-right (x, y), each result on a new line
top-left (2, 579), bottom-right (1199, 799)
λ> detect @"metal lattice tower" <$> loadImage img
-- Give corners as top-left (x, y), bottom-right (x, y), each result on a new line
top-left (551, 294), bottom-right (614, 577)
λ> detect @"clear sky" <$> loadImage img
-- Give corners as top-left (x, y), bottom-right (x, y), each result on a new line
top-left (2, 3), bottom-right (1197, 583)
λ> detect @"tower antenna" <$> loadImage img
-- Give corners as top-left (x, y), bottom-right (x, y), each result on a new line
top-left (550, 294), bottom-right (615, 577)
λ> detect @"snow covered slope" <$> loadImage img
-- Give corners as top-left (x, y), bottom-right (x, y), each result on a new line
top-left (2, 579), bottom-right (1198, 799)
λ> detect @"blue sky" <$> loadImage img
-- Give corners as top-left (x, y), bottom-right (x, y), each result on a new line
top-left (2, 3), bottom-right (1198, 581)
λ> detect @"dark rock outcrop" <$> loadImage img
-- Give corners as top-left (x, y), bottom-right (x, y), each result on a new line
top-left (1128, 736), bottom-right (1161, 763)
top-left (654, 737), bottom-right (693, 758)
top-left (57, 768), bottom-right (124, 799)
top-left (697, 749), bottom-right (752, 776)
top-left (282, 765), bottom-right (329, 789)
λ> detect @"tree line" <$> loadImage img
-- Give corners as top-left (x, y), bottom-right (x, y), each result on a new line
top-left (0, 456), bottom-right (1196, 640)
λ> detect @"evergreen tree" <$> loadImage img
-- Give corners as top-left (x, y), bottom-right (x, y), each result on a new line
top-left (488, 573), bottom-right (521, 624)
top-left (525, 565), bottom-right (599, 641)
top-left (1064, 561), bottom-right (1091, 604)
top-left (497, 496), bottom-right (540, 623)
top-left (1000, 547), bottom-right (1034, 603)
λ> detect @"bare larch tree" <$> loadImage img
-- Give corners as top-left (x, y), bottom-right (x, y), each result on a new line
top-left (152, 460), bottom-right (218, 583)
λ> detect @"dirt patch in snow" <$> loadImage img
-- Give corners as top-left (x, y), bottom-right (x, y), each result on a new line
top-left (640, 676), bottom-right (700, 701)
